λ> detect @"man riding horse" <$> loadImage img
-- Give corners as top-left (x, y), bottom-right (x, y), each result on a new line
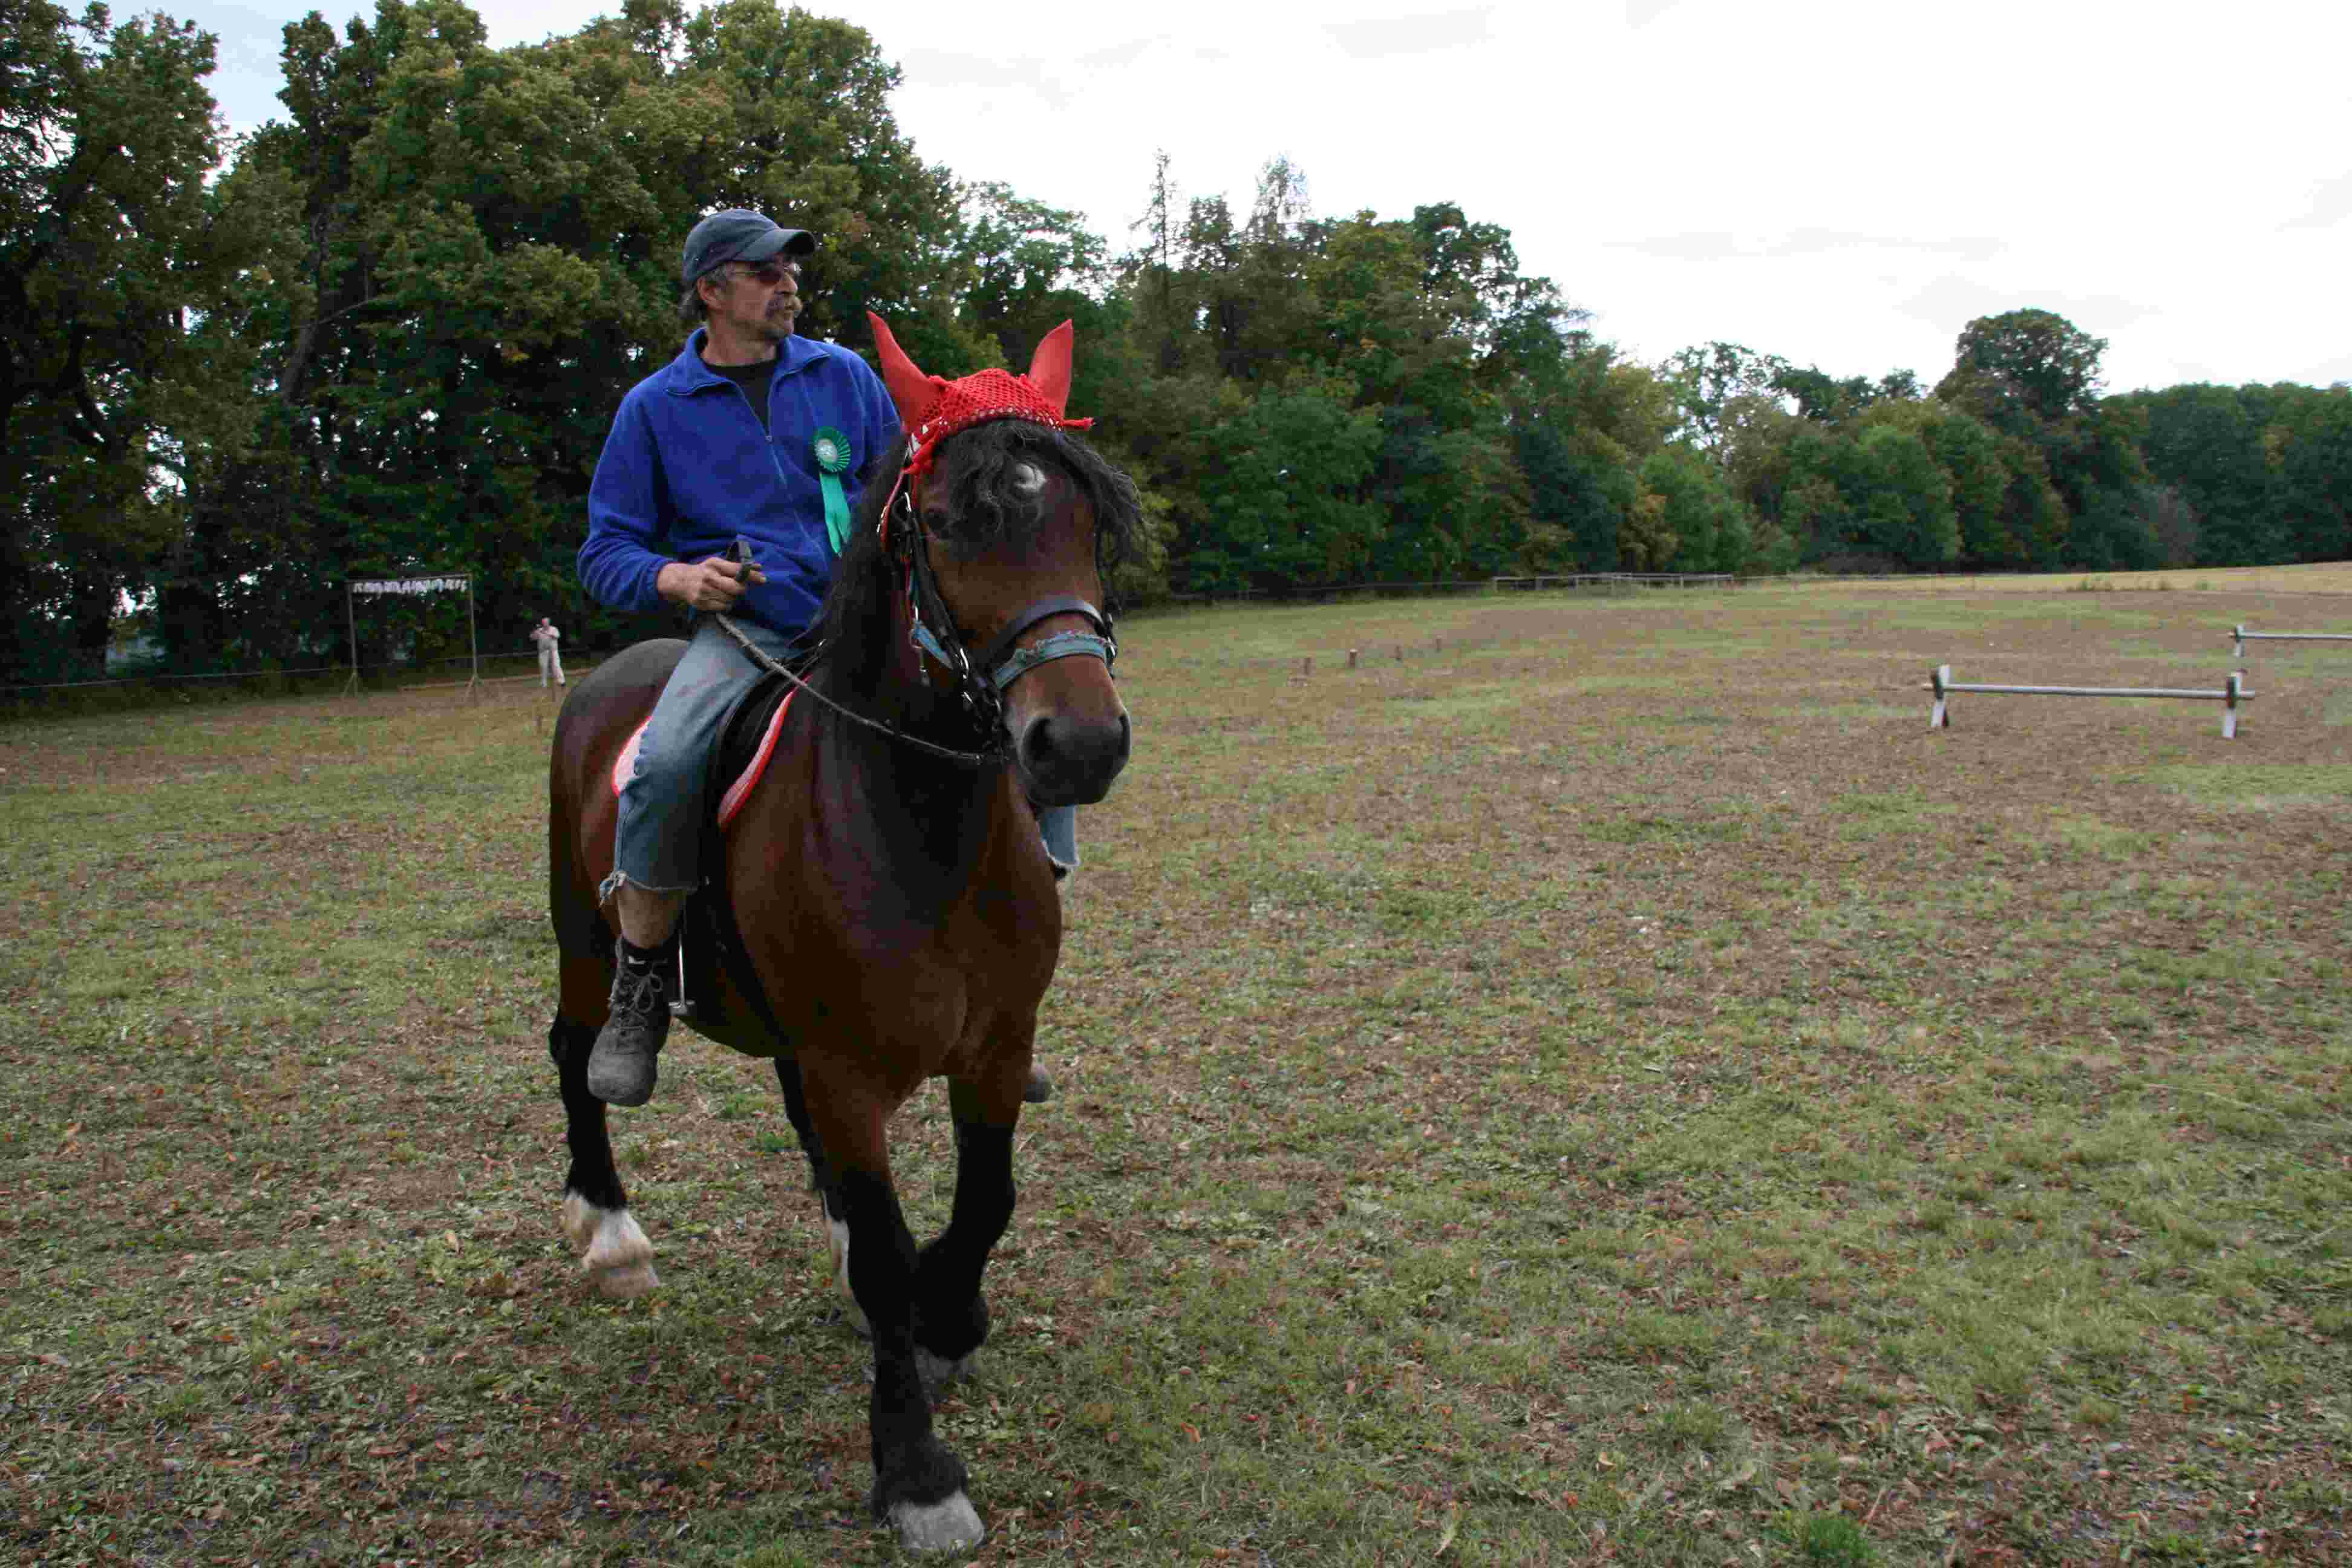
top-left (576, 207), bottom-right (1074, 1108)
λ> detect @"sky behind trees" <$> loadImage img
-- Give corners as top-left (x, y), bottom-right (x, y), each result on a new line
top-left (168, 0), bottom-right (2352, 396)
top-left (9, 0), bottom-right (2347, 689)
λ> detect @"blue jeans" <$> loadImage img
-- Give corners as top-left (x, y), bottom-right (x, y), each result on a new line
top-left (604, 619), bottom-right (1076, 901)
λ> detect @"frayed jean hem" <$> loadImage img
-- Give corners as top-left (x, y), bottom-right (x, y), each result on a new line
top-left (598, 869), bottom-right (697, 906)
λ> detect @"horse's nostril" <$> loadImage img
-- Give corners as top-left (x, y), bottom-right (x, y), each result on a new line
top-left (1025, 718), bottom-right (1059, 767)
top-left (1022, 715), bottom-right (1071, 771)
top-left (1021, 713), bottom-right (1129, 789)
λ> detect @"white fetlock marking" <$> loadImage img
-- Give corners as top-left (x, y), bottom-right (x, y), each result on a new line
top-left (562, 1193), bottom-right (659, 1299)
top-left (560, 1191), bottom-right (598, 1253)
top-left (827, 1214), bottom-right (871, 1338)
top-left (889, 1492), bottom-right (985, 1553)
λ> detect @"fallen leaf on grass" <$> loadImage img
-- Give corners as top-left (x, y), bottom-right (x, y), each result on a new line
top-left (1435, 1501), bottom-right (1461, 1555)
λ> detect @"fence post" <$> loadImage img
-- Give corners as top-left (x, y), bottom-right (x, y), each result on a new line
top-left (1301, 657), bottom-right (1312, 677)
top-left (1929, 664), bottom-right (1952, 729)
top-left (1347, 649), bottom-right (1359, 670)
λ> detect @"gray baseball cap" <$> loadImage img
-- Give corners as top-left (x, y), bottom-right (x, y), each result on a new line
top-left (681, 208), bottom-right (815, 285)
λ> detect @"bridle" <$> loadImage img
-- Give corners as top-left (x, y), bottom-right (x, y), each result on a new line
top-left (884, 444), bottom-right (1118, 753)
top-left (715, 420), bottom-right (1119, 770)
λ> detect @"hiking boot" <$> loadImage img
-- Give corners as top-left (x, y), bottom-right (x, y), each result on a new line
top-left (589, 946), bottom-right (671, 1106)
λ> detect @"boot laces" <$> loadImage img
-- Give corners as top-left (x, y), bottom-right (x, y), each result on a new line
top-left (612, 961), bottom-right (668, 1024)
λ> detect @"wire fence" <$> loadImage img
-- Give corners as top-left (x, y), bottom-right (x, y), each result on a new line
top-left (0, 645), bottom-right (577, 714)
top-left (1151, 571), bottom-right (1749, 606)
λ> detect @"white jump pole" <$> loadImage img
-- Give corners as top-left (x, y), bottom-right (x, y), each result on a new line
top-left (2234, 624), bottom-right (2352, 658)
top-left (1928, 665), bottom-right (2253, 739)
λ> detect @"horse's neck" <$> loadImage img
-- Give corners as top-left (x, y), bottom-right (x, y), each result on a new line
top-left (811, 658), bottom-right (1006, 887)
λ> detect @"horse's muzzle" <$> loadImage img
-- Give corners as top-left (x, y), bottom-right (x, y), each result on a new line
top-left (1015, 708), bottom-right (1130, 807)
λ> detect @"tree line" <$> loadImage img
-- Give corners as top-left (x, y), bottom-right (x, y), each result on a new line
top-left (7, 0), bottom-right (2350, 684)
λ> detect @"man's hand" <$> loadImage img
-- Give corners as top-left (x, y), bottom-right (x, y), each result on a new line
top-left (657, 555), bottom-right (767, 613)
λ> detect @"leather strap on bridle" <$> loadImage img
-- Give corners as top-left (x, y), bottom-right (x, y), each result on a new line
top-left (714, 451), bottom-right (1118, 769)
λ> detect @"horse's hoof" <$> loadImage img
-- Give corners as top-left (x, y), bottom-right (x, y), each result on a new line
top-left (1022, 1067), bottom-right (1055, 1104)
top-left (889, 1492), bottom-right (985, 1553)
top-left (592, 1259), bottom-right (661, 1299)
top-left (563, 1194), bottom-right (659, 1299)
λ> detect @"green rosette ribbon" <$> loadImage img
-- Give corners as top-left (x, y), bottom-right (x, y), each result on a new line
top-left (812, 426), bottom-right (853, 554)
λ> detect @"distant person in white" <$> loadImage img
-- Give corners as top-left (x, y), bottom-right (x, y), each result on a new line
top-left (532, 617), bottom-right (565, 687)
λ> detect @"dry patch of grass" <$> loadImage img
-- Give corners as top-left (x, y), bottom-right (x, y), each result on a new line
top-left (4, 587), bottom-right (2348, 1565)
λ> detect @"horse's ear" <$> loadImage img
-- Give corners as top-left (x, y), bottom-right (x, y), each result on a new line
top-left (866, 312), bottom-right (942, 429)
top-left (1025, 319), bottom-right (1075, 415)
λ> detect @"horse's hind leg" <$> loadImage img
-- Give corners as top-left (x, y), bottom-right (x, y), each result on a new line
top-left (909, 1076), bottom-right (1020, 1387)
top-left (773, 1057), bottom-right (867, 1336)
top-left (551, 1016), bottom-right (658, 1298)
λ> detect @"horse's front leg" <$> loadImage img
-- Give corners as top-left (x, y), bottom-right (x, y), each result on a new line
top-left (549, 1016), bottom-right (658, 1298)
top-left (910, 1072), bottom-right (1023, 1387)
top-left (812, 1092), bottom-right (986, 1553)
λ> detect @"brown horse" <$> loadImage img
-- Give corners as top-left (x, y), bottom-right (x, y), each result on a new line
top-left (544, 318), bottom-right (1138, 1552)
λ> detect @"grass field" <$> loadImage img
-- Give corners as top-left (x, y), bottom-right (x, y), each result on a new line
top-left (4, 577), bottom-right (2350, 1566)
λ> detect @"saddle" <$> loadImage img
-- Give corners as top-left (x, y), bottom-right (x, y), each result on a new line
top-left (608, 675), bottom-right (795, 834)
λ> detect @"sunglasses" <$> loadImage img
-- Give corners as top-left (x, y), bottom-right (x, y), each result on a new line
top-left (728, 258), bottom-right (800, 286)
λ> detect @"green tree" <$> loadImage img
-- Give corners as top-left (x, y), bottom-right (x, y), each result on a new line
top-left (1182, 382), bottom-right (1383, 592)
top-left (196, 0), bottom-right (985, 667)
top-left (1661, 341), bottom-right (1789, 453)
top-left (1934, 309), bottom-right (2151, 568)
top-left (2263, 383), bottom-right (2352, 562)
top-left (1780, 419), bottom-right (1959, 569)
top-left (958, 180), bottom-right (1107, 371)
top-left (1638, 445), bottom-right (1753, 573)
top-left (1860, 399), bottom-right (2013, 567)
top-left (1935, 308), bottom-right (2106, 428)
top-left (1773, 363), bottom-right (1919, 427)
top-left (1, 0), bottom-right (278, 679)
top-left (1853, 424), bottom-right (1958, 566)
top-left (2109, 384), bottom-right (2286, 564)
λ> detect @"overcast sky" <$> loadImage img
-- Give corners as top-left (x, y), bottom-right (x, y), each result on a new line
top-left (181, 0), bottom-right (2351, 395)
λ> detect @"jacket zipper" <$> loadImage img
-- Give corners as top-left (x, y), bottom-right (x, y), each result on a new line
top-left (724, 377), bottom-right (797, 505)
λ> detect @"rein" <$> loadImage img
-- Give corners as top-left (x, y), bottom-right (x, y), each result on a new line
top-left (708, 609), bottom-right (1002, 768)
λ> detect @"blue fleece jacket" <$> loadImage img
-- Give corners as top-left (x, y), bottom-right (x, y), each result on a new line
top-left (579, 329), bottom-right (902, 639)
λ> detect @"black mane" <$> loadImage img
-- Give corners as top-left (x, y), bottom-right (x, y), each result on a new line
top-left (811, 419), bottom-right (1143, 704)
